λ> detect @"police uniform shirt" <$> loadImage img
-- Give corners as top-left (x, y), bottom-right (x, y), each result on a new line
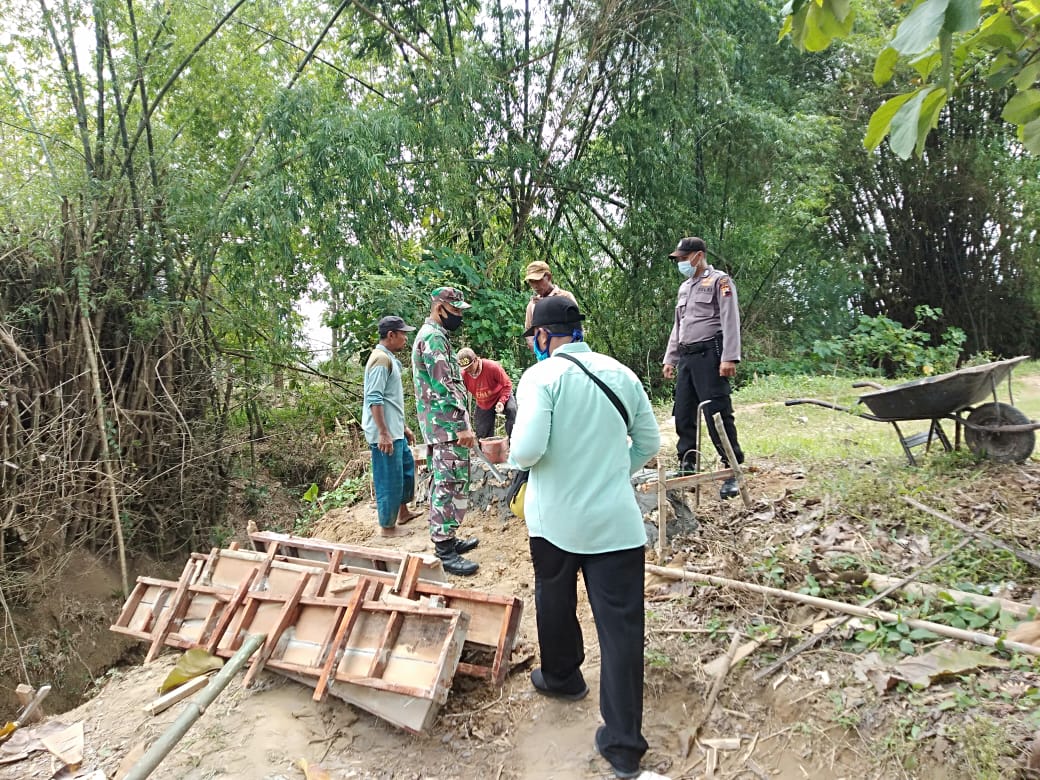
top-left (663, 265), bottom-right (741, 365)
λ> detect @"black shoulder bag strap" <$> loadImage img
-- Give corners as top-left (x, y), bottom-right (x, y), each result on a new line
top-left (555, 352), bottom-right (630, 429)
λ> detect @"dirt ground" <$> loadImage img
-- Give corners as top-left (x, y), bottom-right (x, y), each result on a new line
top-left (3, 447), bottom-right (1039, 779)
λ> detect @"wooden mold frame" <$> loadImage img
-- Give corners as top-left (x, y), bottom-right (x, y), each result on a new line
top-left (112, 544), bottom-right (521, 684)
top-left (231, 544), bottom-right (523, 685)
top-left (111, 552), bottom-right (469, 733)
top-left (249, 530), bottom-right (447, 583)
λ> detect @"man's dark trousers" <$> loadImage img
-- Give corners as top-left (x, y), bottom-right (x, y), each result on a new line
top-left (473, 395), bottom-right (517, 439)
top-left (529, 537), bottom-right (647, 774)
top-left (674, 343), bottom-right (744, 470)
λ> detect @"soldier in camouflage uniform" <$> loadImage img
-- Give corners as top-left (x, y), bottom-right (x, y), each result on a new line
top-left (412, 286), bottom-right (480, 576)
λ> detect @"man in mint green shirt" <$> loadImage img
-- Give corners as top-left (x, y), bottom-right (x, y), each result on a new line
top-left (510, 296), bottom-right (660, 780)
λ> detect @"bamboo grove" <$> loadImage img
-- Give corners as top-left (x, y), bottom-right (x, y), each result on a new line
top-left (2, 0), bottom-right (1039, 580)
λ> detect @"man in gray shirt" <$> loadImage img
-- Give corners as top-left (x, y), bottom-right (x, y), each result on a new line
top-left (362, 316), bottom-right (421, 536)
top-left (662, 237), bottom-right (745, 499)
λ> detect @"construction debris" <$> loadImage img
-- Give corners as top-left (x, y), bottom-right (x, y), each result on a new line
top-left (111, 532), bottom-right (523, 734)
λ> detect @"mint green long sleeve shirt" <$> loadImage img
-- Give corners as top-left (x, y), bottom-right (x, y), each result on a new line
top-left (509, 342), bottom-right (661, 554)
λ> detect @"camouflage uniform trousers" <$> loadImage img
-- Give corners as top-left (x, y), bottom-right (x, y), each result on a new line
top-left (428, 442), bottom-right (471, 542)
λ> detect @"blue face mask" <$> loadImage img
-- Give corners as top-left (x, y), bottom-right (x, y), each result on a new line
top-left (533, 336), bottom-right (551, 362)
top-left (677, 260), bottom-right (694, 278)
top-left (532, 329), bottom-right (584, 361)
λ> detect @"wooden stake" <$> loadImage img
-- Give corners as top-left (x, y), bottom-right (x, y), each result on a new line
top-left (657, 462), bottom-right (667, 557)
top-left (711, 413), bottom-right (751, 508)
top-left (645, 564), bottom-right (1040, 658)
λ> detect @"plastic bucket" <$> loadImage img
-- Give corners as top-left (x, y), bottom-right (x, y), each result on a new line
top-left (479, 436), bottom-right (509, 464)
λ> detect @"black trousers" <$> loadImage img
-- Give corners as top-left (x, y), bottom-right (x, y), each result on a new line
top-left (473, 395), bottom-right (517, 439)
top-left (529, 537), bottom-right (648, 774)
top-left (674, 347), bottom-right (744, 468)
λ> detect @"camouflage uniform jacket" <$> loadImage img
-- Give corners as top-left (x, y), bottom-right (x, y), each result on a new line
top-left (412, 318), bottom-right (472, 444)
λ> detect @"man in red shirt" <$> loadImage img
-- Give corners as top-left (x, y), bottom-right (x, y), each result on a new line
top-left (457, 348), bottom-right (517, 440)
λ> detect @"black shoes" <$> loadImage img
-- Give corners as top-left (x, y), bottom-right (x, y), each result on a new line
top-left (453, 536), bottom-right (479, 554)
top-left (434, 539), bottom-right (479, 576)
top-left (594, 725), bottom-right (641, 779)
top-left (719, 477), bottom-right (739, 500)
top-left (530, 668), bottom-right (588, 701)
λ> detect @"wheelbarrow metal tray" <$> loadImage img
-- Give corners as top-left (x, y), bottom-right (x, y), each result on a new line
top-left (856, 356), bottom-right (1031, 421)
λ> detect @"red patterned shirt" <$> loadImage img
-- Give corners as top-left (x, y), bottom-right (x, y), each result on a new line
top-left (462, 359), bottom-right (513, 410)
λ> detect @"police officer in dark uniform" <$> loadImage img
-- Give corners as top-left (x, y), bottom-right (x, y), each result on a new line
top-left (662, 236), bottom-right (744, 499)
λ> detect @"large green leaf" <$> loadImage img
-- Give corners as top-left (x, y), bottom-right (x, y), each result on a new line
top-left (915, 87), bottom-right (948, 155)
top-left (1002, 88), bottom-right (1040, 124)
top-left (968, 12), bottom-right (1023, 49)
top-left (891, 0), bottom-right (950, 55)
top-left (827, 0), bottom-right (853, 23)
top-left (889, 88), bottom-right (932, 158)
top-left (944, 0), bottom-right (982, 32)
top-left (874, 47), bottom-right (900, 85)
top-left (1023, 116), bottom-right (1040, 153)
top-left (864, 92), bottom-right (917, 150)
top-left (1013, 59), bottom-right (1040, 91)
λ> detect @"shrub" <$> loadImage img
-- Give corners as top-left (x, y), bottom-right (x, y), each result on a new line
top-left (811, 305), bottom-right (965, 378)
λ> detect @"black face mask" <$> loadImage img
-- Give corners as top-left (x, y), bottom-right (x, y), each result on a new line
top-left (441, 310), bottom-right (464, 332)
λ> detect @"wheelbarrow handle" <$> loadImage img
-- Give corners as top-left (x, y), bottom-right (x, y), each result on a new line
top-left (785, 398), bottom-right (888, 422)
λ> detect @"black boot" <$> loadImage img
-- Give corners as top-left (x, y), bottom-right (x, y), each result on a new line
top-left (720, 477), bottom-right (739, 500)
top-left (454, 536), bottom-right (479, 554)
top-left (435, 539), bottom-right (479, 576)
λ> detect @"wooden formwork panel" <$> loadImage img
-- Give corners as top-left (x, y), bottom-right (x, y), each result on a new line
top-left (227, 545), bottom-right (523, 685)
top-left (249, 530), bottom-right (447, 583)
top-left (111, 567), bottom-right (469, 733)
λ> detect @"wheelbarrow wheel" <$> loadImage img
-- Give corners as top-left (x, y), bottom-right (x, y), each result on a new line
top-left (964, 402), bottom-right (1036, 463)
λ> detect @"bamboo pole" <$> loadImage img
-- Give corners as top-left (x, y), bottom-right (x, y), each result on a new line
top-left (864, 573), bottom-right (1036, 619)
top-left (644, 564), bottom-right (1040, 658)
top-left (903, 496), bottom-right (1040, 570)
top-left (122, 633), bottom-right (266, 780)
top-left (80, 313), bottom-right (128, 596)
top-left (752, 514), bottom-right (1005, 681)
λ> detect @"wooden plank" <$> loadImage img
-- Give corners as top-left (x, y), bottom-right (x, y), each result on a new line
top-left (243, 572), bottom-right (310, 686)
top-left (313, 578), bottom-right (372, 702)
top-left (249, 530), bottom-right (447, 582)
top-left (204, 567), bottom-right (258, 655)
top-left (145, 560), bottom-right (195, 662)
top-left (143, 676), bottom-right (210, 716)
top-left (113, 580), bottom-right (148, 629)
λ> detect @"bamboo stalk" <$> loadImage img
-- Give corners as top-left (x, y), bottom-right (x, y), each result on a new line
top-left (644, 564), bottom-right (1040, 657)
top-left (80, 313), bottom-right (128, 596)
top-left (864, 573), bottom-right (1036, 619)
top-left (752, 514), bottom-right (1004, 681)
top-left (903, 496), bottom-right (1040, 570)
top-left (122, 633), bottom-right (266, 780)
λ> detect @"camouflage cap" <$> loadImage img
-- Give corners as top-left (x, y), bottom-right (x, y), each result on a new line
top-left (430, 286), bottom-right (471, 309)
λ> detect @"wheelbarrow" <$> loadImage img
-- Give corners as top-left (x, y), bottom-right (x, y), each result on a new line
top-left (785, 356), bottom-right (1039, 465)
